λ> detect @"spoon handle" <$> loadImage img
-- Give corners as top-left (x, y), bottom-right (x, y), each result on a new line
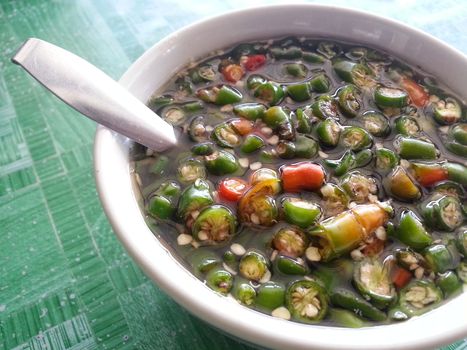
top-left (12, 38), bottom-right (177, 151)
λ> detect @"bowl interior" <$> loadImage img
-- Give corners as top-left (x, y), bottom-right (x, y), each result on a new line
top-left (94, 4), bottom-right (467, 350)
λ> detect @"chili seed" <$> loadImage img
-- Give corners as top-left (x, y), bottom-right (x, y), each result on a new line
top-left (231, 243), bottom-right (246, 256)
top-left (177, 234), bottom-right (193, 246)
top-left (261, 127), bottom-right (273, 136)
top-left (250, 162), bottom-right (262, 170)
top-left (272, 306), bottom-right (291, 320)
top-left (238, 158), bottom-right (250, 168)
top-left (375, 226), bottom-right (387, 241)
top-left (198, 231), bottom-right (209, 241)
top-left (306, 247), bottom-right (321, 262)
top-left (267, 135), bottom-right (279, 145)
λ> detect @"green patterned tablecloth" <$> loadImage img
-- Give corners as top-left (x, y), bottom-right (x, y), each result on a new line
top-left (1, 1), bottom-right (466, 349)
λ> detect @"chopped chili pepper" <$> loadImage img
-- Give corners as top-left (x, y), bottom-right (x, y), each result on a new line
top-left (244, 54), bottom-right (267, 71)
top-left (401, 78), bottom-right (429, 107)
top-left (410, 162), bottom-right (448, 187)
top-left (280, 162), bottom-right (325, 193)
top-left (391, 266), bottom-right (412, 289)
top-left (222, 64), bottom-right (245, 83)
top-left (230, 118), bottom-right (253, 136)
top-left (218, 178), bottom-right (249, 201)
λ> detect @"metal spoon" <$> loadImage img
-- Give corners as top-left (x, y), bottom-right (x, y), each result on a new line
top-left (11, 38), bottom-right (177, 152)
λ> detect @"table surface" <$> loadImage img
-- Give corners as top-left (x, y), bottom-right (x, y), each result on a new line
top-left (1, 1), bottom-right (466, 349)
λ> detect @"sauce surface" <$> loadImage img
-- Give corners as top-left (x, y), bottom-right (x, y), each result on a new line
top-left (132, 37), bottom-right (467, 327)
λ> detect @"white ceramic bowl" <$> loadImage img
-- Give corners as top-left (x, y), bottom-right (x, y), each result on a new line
top-left (94, 4), bottom-right (467, 349)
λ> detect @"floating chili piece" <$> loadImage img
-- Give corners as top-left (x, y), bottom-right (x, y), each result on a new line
top-left (280, 162), bottom-right (325, 193)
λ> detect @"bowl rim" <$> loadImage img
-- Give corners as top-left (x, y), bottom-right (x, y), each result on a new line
top-left (94, 4), bottom-right (467, 350)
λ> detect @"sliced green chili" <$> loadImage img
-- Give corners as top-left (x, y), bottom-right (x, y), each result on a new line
top-left (191, 141), bottom-right (215, 156)
top-left (398, 280), bottom-right (442, 317)
top-left (385, 166), bottom-right (421, 202)
top-left (309, 73), bottom-right (330, 93)
top-left (433, 97), bottom-right (462, 125)
top-left (330, 288), bottom-right (387, 322)
top-left (457, 261), bottom-right (467, 283)
top-left (223, 250), bottom-right (237, 269)
top-left (340, 126), bottom-right (373, 151)
top-left (341, 172), bottom-right (377, 203)
top-left (254, 82), bottom-right (285, 105)
top-left (286, 280), bottom-right (328, 323)
top-left (276, 140), bottom-right (296, 159)
top-left (163, 106), bottom-right (186, 126)
top-left (375, 148), bottom-right (399, 172)
top-left (177, 179), bottom-right (214, 221)
top-left (396, 210), bottom-right (433, 251)
top-left (287, 82), bottom-right (312, 102)
top-left (192, 205), bottom-right (237, 243)
top-left (395, 116), bottom-right (420, 136)
top-left (272, 227), bottom-right (308, 258)
top-left (232, 279), bottom-right (256, 306)
top-left (337, 84), bottom-right (362, 117)
top-left (294, 135), bottom-right (318, 158)
top-left (241, 135), bottom-right (265, 153)
top-left (450, 124), bottom-right (467, 145)
top-left (283, 63), bottom-right (308, 78)
top-left (246, 74), bottom-right (267, 90)
top-left (447, 141), bottom-right (467, 157)
top-left (150, 155), bottom-right (169, 175)
top-left (239, 250), bottom-right (270, 282)
top-left (316, 118), bottom-right (341, 147)
top-left (197, 85), bottom-right (242, 105)
top-left (206, 267), bottom-right (234, 294)
top-left (360, 111), bottom-right (390, 137)
top-left (303, 51), bottom-right (326, 64)
top-left (374, 86), bottom-right (408, 108)
top-left (295, 107), bottom-right (313, 134)
top-left (436, 271), bottom-right (462, 297)
top-left (177, 159), bottom-right (206, 184)
top-left (148, 94), bottom-right (174, 110)
top-left (275, 255), bottom-right (309, 275)
top-left (147, 180), bottom-right (181, 220)
top-left (433, 180), bottom-right (465, 198)
top-left (263, 106), bottom-right (295, 140)
top-left (395, 248), bottom-right (427, 271)
top-left (212, 122), bottom-right (242, 148)
top-left (395, 137), bottom-right (438, 160)
top-left (421, 195), bottom-right (463, 232)
top-left (456, 228), bottom-right (467, 256)
top-left (423, 244), bottom-right (460, 274)
top-left (204, 150), bottom-right (239, 175)
top-left (333, 60), bottom-right (373, 87)
top-left (444, 162), bottom-right (467, 186)
top-left (353, 258), bottom-right (396, 309)
top-left (282, 197), bottom-right (321, 228)
top-left (189, 116), bottom-right (208, 142)
top-left (311, 95), bottom-right (338, 119)
top-left (328, 309), bottom-right (366, 328)
top-left (256, 281), bottom-right (286, 311)
top-left (324, 151), bottom-right (355, 177)
top-left (233, 103), bottom-right (267, 121)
